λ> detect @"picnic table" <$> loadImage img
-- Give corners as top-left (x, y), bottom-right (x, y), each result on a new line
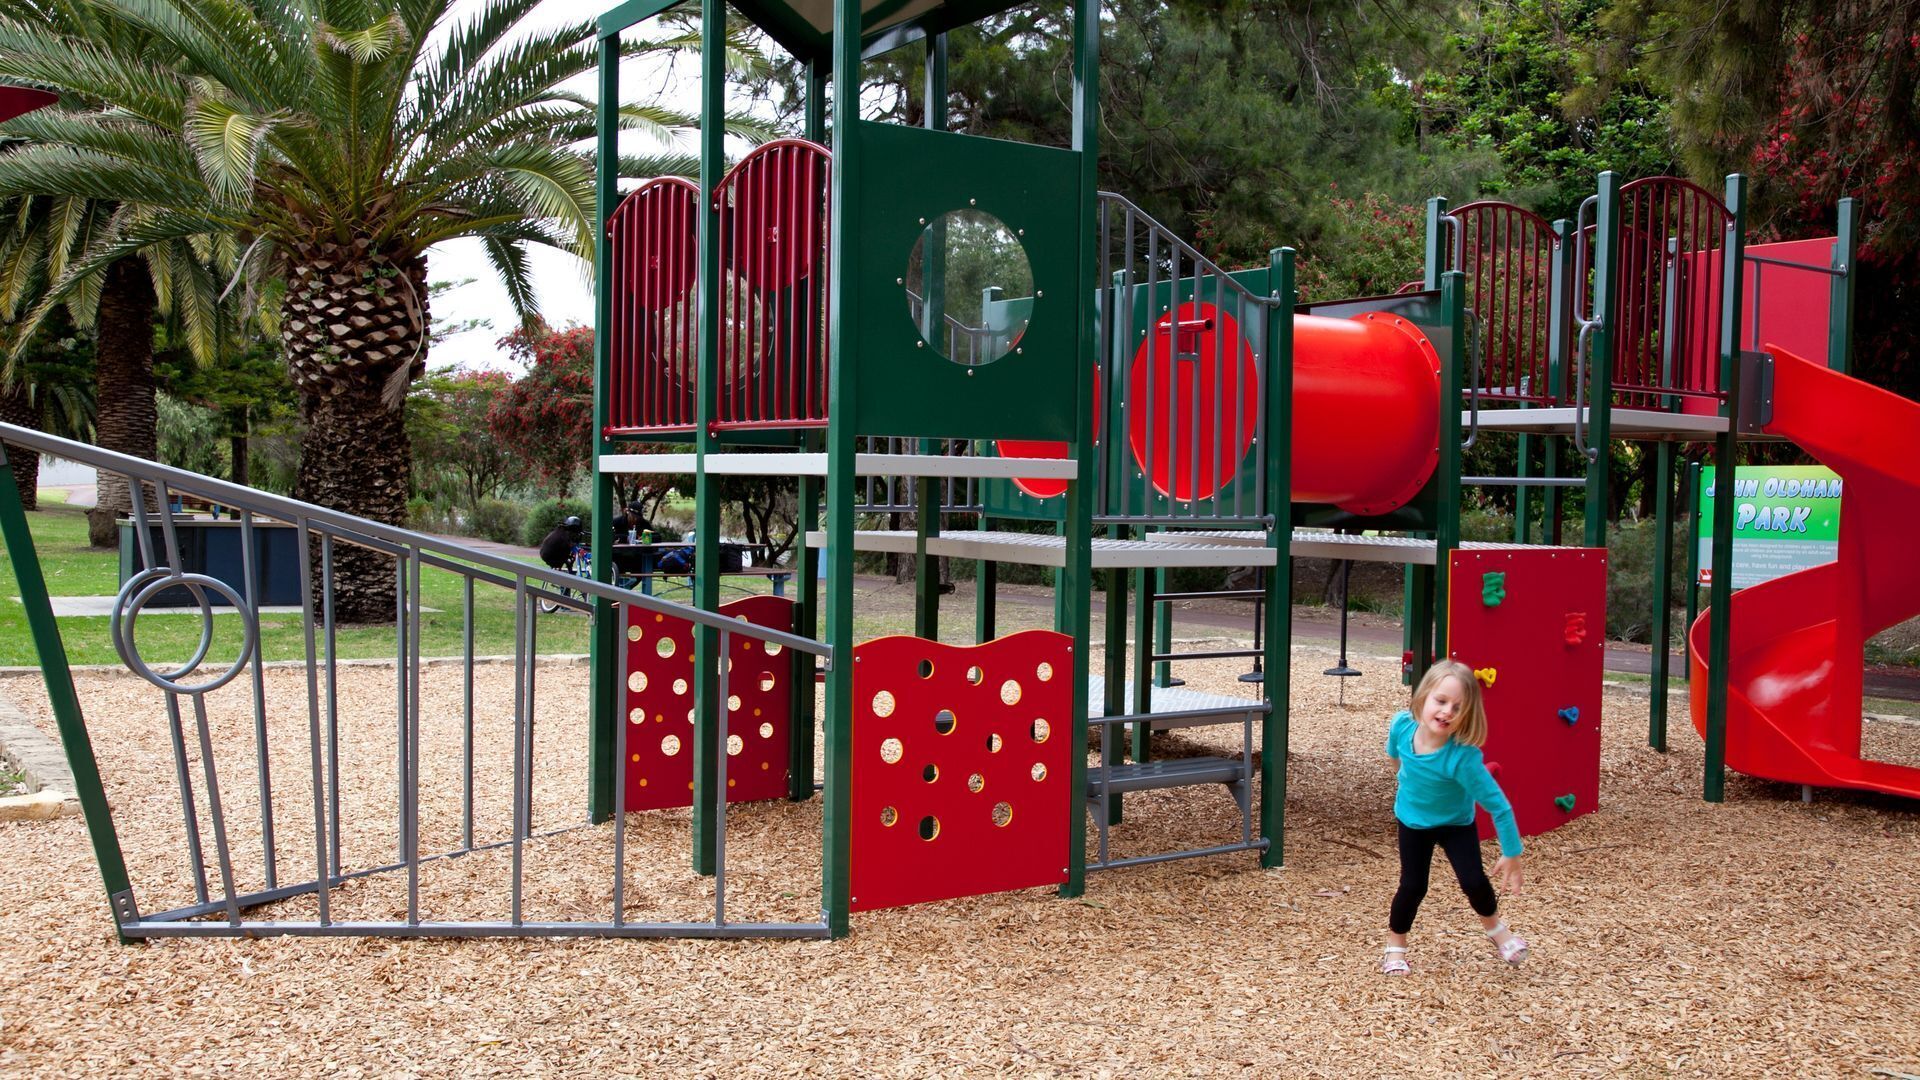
top-left (610, 541), bottom-right (792, 597)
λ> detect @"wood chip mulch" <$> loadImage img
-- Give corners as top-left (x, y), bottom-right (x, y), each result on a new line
top-left (1, 646), bottom-right (1917, 1078)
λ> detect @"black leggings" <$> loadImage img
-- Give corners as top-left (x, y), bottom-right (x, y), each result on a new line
top-left (1389, 821), bottom-right (1498, 934)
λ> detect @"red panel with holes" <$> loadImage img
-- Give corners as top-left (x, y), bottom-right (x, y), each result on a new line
top-left (1446, 548), bottom-right (1606, 841)
top-left (850, 630), bottom-right (1072, 912)
top-left (623, 595), bottom-right (795, 813)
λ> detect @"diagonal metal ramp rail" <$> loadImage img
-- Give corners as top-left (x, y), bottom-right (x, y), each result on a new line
top-left (0, 423), bottom-right (831, 941)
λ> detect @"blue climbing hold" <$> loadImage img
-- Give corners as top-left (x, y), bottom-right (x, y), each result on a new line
top-left (1557, 706), bottom-right (1580, 726)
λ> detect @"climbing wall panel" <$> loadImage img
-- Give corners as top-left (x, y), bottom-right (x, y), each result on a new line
top-left (1447, 548), bottom-right (1606, 840)
top-left (623, 595), bottom-right (796, 813)
top-left (850, 630), bottom-right (1073, 912)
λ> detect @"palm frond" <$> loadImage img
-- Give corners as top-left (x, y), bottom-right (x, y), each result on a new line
top-left (183, 81), bottom-right (295, 201)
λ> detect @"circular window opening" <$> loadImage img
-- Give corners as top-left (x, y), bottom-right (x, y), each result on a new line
top-left (904, 209), bottom-right (1034, 367)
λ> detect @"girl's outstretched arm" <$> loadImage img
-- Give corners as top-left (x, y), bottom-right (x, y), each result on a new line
top-left (1456, 748), bottom-right (1524, 859)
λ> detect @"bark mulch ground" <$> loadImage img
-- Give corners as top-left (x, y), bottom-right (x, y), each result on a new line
top-left (1, 648), bottom-right (1917, 1078)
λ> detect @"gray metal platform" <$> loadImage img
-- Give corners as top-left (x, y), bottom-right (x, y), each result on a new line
top-left (805, 529), bottom-right (1275, 568)
top-left (1143, 528), bottom-right (1532, 566)
top-left (1087, 677), bottom-right (1265, 729)
top-left (1087, 756), bottom-right (1246, 795)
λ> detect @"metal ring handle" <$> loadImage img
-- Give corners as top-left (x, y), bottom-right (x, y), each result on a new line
top-left (113, 571), bottom-right (258, 695)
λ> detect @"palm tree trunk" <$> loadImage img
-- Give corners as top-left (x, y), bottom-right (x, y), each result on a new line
top-left (283, 242), bottom-right (427, 623)
top-left (0, 380), bottom-right (39, 511)
top-left (88, 258), bottom-right (157, 547)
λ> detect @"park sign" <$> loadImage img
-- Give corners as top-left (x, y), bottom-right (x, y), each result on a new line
top-left (1698, 465), bottom-right (1842, 589)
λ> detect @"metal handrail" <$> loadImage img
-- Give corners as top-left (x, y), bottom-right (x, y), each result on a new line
top-left (1096, 191), bottom-right (1280, 309)
top-left (1574, 194), bottom-right (1600, 324)
top-left (1573, 322), bottom-right (1600, 461)
top-left (0, 424), bottom-right (827, 657)
top-left (1462, 310), bottom-right (1482, 451)
top-left (2, 422), bottom-right (833, 942)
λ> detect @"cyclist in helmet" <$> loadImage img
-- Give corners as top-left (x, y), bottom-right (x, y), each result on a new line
top-left (539, 514), bottom-right (585, 569)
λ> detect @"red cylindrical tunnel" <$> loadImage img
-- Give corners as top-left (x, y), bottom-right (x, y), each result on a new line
top-left (1000, 306), bottom-right (1441, 515)
top-left (1290, 311), bottom-right (1441, 516)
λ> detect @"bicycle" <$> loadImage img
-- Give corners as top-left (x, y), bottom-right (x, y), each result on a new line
top-left (539, 542), bottom-right (639, 613)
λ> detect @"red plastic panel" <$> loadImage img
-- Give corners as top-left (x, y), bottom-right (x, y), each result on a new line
top-left (850, 630), bottom-right (1072, 912)
top-left (605, 177), bottom-right (699, 434)
top-left (1736, 237), bottom-right (1834, 364)
top-left (712, 138), bottom-right (832, 430)
top-left (622, 595), bottom-right (795, 813)
top-left (996, 364), bottom-right (1100, 499)
top-left (1125, 301), bottom-right (1260, 502)
top-left (1446, 548), bottom-right (1607, 841)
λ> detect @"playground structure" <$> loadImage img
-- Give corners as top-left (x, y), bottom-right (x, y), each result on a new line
top-left (0, 2), bottom-right (1912, 946)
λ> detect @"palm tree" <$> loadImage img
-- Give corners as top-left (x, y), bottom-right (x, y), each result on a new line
top-left (0, 0), bottom-right (763, 619)
top-left (0, 1), bottom-right (255, 545)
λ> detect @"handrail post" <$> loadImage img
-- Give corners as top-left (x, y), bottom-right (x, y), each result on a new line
top-left (0, 440), bottom-right (136, 941)
top-left (1703, 173), bottom-right (1748, 803)
top-left (1259, 248), bottom-right (1295, 868)
top-left (1828, 197), bottom-right (1857, 375)
top-left (587, 26), bottom-right (621, 823)
top-left (1582, 172), bottom-right (1621, 548)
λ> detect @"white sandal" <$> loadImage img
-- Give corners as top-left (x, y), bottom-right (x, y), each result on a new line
top-left (1486, 922), bottom-right (1529, 965)
top-left (1380, 945), bottom-right (1410, 976)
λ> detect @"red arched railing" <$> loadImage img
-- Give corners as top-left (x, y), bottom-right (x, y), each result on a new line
top-left (712, 138), bottom-right (831, 429)
top-left (1446, 201), bottom-right (1561, 405)
top-left (1582, 177), bottom-right (1733, 408)
top-left (606, 177), bottom-right (699, 433)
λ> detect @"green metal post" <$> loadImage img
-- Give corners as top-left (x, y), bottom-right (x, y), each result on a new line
top-left (1683, 460), bottom-right (1702, 668)
top-left (1152, 566), bottom-right (1173, 686)
top-left (1703, 174), bottom-right (1748, 803)
top-left (789, 59), bottom-right (827, 803)
top-left (1260, 248), bottom-right (1296, 867)
top-left (1828, 197), bottom-right (1857, 375)
top-left (1406, 564), bottom-right (1434, 678)
top-left (1514, 431), bottom-right (1533, 543)
top-left (1102, 537), bottom-right (1127, 825)
top-left (1060, 0), bottom-right (1099, 899)
top-left (913, 479), bottom-right (940, 639)
top-left (1423, 197), bottom-right (1450, 289)
top-left (912, 35), bottom-right (949, 644)
top-left (1130, 564), bottom-right (1153, 755)
top-left (1433, 271), bottom-right (1467, 661)
top-left (973, 546), bottom-right (996, 642)
top-left (1648, 439), bottom-right (1676, 751)
top-left (0, 442), bottom-right (134, 940)
top-left (688, 0), bottom-right (726, 874)
top-left (821, 0), bottom-right (864, 935)
top-left (586, 32), bottom-right (622, 823)
top-left (1583, 173), bottom-right (1622, 548)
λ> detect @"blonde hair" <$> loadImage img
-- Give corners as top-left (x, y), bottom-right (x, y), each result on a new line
top-left (1411, 659), bottom-right (1489, 747)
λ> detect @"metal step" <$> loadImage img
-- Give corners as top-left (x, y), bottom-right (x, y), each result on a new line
top-left (1087, 755), bottom-right (1247, 795)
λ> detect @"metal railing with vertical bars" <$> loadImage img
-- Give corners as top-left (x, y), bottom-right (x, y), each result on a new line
top-left (0, 424), bottom-right (832, 941)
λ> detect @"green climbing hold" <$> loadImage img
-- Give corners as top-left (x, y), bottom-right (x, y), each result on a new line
top-left (1481, 571), bottom-right (1507, 607)
top-left (1554, 793), bottom-right (1576, 812)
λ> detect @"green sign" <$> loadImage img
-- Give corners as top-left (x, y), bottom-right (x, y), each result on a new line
top-left (1698, 465), bottom-right (1842, 589)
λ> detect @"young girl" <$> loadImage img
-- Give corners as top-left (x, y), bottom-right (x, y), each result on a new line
top-left (1381, 659), bottom-right (1528, 975)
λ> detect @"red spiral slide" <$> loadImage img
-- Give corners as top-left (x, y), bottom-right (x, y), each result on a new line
top-left (1688, 346), bottom-right (1920, 798)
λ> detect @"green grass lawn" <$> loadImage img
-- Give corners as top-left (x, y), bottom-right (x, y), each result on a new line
top-left (3, 503), bottom-right (1063, 671)
top-left (0, 503), bottom-right (607, 667)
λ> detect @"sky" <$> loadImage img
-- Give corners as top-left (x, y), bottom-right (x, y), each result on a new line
top-left (424, 1), bottom-right (700, 374)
